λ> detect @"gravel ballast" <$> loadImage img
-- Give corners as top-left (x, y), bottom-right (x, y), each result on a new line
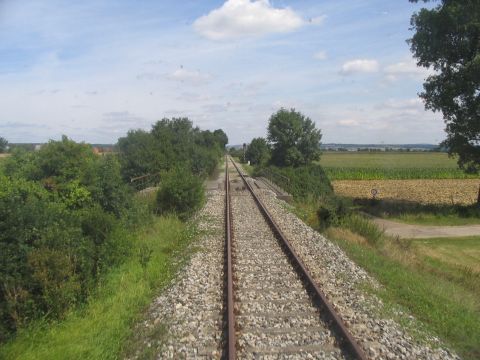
top-left (247, 173), bottom-right (460, 360)
top-left (230, 167), bottom-right (346, 359)
top-left (128, 159), bottom-right (460, 360)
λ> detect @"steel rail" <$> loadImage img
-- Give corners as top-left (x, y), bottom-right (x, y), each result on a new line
top-left (229, 157), bottom-right (367, 360)
top-left (225, 156), bottom-right (236, 360)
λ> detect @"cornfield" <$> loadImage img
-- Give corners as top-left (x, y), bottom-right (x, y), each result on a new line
top-left (325, 167), bottom-right (476, 180)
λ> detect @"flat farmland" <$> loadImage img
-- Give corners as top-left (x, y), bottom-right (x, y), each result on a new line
top-left (333, 179), bottom-right (479, 205)
top-left (320, 151), bottom-right (476, 180)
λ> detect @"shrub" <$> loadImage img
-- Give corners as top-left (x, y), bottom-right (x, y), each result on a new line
top-left (27, 247), bottom-right (80, 319)
top-left (156, 167), bottom-right (204, 220)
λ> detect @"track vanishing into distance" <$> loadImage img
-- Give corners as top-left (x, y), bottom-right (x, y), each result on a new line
top-left (224, 156), bottom-right (366, 359)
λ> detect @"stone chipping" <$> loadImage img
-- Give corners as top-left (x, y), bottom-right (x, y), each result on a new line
top-left (251, 180), bottom-right (460, 360)
top-left (230, 182), bottom-right (346, 359)
top-left (128, 159), bottom-right (461, 360)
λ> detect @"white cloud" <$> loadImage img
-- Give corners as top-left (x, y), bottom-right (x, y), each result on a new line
top-left (337, 119), bottom-right (360, 126)
top-left (193, 0), bottom-right (305, 41)
top-left (313, 51), bottom-right (327, 60)
top-left (381, 98), bottom-right (423, 110)
top-left (340, 59), bottom-right (379, 75)
top-left (167, 67), bottom-right (211, 84)
top-left (309, 15), bottom-right (326, 25)
top-left (383, 59), bottom-right (432, 82)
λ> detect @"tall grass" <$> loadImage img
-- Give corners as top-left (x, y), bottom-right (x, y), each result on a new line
top-left (340, 214), bottom-right (384, 245)
top-left (0, 216), bottom-right (193, 360)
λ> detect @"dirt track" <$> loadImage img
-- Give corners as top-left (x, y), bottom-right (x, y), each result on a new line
top-left (371, 217), bottom-right (480, 239)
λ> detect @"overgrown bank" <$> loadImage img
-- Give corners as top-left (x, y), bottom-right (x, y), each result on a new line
top-left (0, 117), bottom-right (227, 356)
top-left (0, 215), bottom-right (194, 360)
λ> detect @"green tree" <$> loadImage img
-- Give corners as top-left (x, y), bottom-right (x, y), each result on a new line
top-left (155, 167), bottom-right (204, 220)
top-left (267, 108), bottom-right (322, 167)
top-left (246, 137), bottom-right (270, 165)
top-left (0, 137), bottom-right (7, 153)
top-left (213, 129), bottom-right (228, 149)
top-left (117, 118), bottom-right (225, 188)
top-left (409, 0), bottom-right (480, 174)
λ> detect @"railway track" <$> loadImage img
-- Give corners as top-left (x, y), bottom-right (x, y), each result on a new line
top-left (224, 156), bottom-right (366, 359)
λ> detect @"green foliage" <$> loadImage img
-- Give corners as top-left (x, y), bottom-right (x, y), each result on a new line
top-left (0, 138), bottom-right (141, 340)
top-left (228, 147), bottom-right (245, 161)
top-left (92, 156), bottom-right (132, 217)
top-left (156, 167), bottom-right (204, 220)
top-left (117, 118), bottom-right (226, 185)
top-left (0, 137), bottom-right (8, 153)
top-left (409, 0), bottom-right (480, 173)
top-left (267, 108), bottom-right (322, 167)
top-left (256, 163), bottom-right (354, 231)
top-left (246, 137), bottom-right (270, 165)
top-left (0, 217), bottom-right (191, 360)
top-left (0, 121), bottom-right (226, 341)
top-left (258, 163), bottom-right (334, 200)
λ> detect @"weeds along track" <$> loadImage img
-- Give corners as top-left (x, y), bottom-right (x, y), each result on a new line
top-left (224, 157), bottom-right (366, 359)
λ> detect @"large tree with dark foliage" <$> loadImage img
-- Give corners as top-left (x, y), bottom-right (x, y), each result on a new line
top-left (409, 0), bottom-right (480, 175)
top-left (267, 109), bottom-right (322, 167)
top-left (246, 137), bottom-right (270, 165)
top-left (0, 137), bottom-right (7, 153)
top-left (117, 118), bottom-right (227, 184)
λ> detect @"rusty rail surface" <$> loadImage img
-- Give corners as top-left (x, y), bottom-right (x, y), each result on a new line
top-left (225, 157), bottom-right (236, 360)
top-left (229, 157), bottom-right (367, 360)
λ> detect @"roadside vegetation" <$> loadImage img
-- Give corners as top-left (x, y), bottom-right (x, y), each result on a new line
top-left (0, 118), bottom-right (227, 358)
top-left (0, 215), bottom-right (193, 360)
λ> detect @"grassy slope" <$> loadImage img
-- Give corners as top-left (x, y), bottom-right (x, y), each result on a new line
top-left (413, 236), bottom-right (480, 272)
top-left (326, 228), bottom-right (480, 360)
top-left (0, 216), bottom-right (193, 360)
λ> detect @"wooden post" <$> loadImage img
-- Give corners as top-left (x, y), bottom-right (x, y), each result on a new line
top-left (477, 183), bottom-right (480, 205)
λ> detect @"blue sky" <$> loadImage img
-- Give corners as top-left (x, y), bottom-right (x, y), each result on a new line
top-left (0, 0), bottom-right (444, 145)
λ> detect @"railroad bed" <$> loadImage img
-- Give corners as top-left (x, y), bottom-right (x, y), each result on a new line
top-left (226, 157), bottom-right (364, 359)
top-left (129, 157), bottom-right (459, 360)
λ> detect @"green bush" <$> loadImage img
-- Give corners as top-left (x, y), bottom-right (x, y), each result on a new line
top-left (255, 164), bottom-right (352, 231)
top-left (317, 197), bottom-right (350, 231)
top-left (256, 163), bottom-right (334, 200)
top-left (156, 167), bottom-right (204, 220)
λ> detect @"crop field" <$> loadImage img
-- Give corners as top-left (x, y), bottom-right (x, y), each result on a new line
top-left (320, 152), bottom-right (477, 180)
top-left (333, 179), bottom-right (479, 205)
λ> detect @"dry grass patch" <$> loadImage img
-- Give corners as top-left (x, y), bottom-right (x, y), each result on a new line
top-left (333, 179), bottom-right (479, 205)
top-left (324, 227), bottom-right (368, 245)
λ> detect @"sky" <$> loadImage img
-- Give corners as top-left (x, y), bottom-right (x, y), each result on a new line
top-left (0, 0), bottom-right (444, 145)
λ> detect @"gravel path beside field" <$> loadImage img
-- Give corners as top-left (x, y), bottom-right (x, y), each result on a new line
top-left (253, 182), bottom-right (460, 360)
top-left (370, 216), bottom-right (480, 238)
